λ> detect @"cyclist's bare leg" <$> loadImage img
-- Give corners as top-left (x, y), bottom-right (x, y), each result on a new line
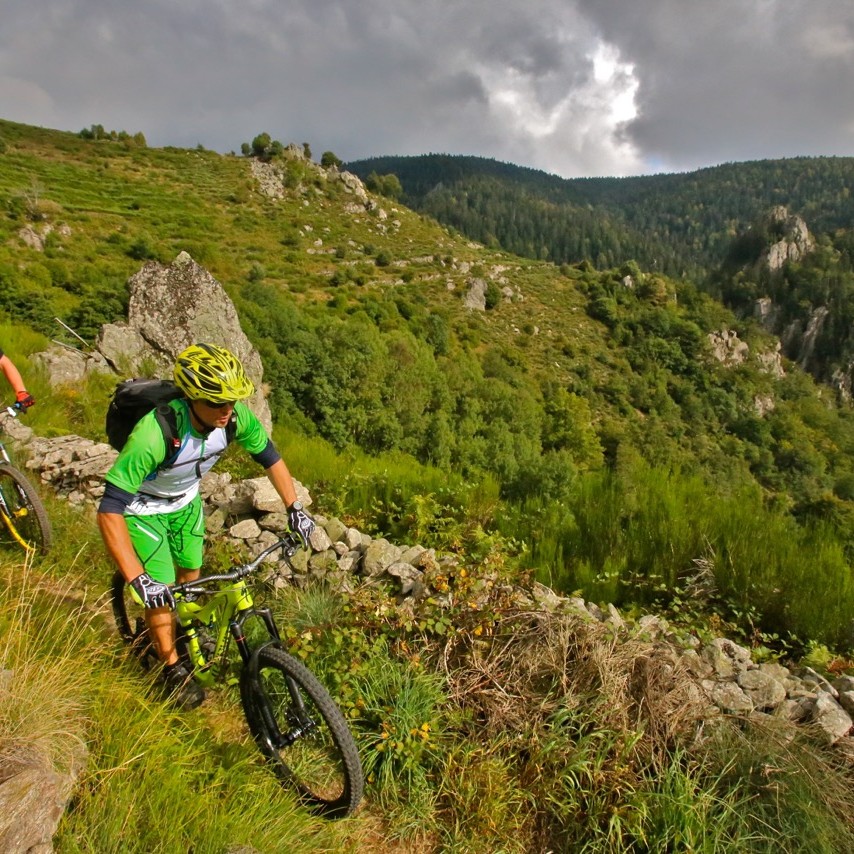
top-left (146, 605), bottom-right (179, 664)
top-left (144, 567), bottom-right (201, 665)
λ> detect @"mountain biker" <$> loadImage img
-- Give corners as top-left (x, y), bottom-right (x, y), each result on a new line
top-left (0, 348), bottom-right (35, 411)
top-left (97, 343), bottom-right (316, 709)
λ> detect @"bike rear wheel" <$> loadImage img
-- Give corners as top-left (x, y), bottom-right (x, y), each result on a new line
top-left (111, 572), bottom-right (158, 669)
top-left (0, 463), bottom-right (52, 554)
top-left (240, 644), bottom-right (364, 818)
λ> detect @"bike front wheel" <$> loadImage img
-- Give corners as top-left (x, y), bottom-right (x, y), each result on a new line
top-left (0, 463), bottom-right (52, 554)
top-left (240, 644), bottom-right (364, 819)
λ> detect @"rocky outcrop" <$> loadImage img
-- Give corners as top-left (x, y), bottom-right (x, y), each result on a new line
top-left (707, 329), bottom-right (749, 366)
top-left (0, 744), bottom-right (86, 854)
top-left (16, 222), bottom-right (72, 252)
top-left (708, 329), bottom-right (786, 392)
top-left (33, 253), bottom-right (273, 433)
top-left (464, 278), bottom-right (488, 310)
top-left (760, 206), bottom-right (815, 272)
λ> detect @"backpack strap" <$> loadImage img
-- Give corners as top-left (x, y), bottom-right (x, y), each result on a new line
top-left (225, 413), bottom-right (237, 445)
top-left (153, 403), bottom-right (182, 468)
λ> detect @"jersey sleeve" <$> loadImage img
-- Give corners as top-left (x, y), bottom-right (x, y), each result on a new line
top-left (104, 410), bottom-right (169, 495)
top-left (233, 401), bottom-right (270, 455)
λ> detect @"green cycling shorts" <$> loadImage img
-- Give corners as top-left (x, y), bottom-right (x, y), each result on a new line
top-left (125, 496), bottom-right (205, 584)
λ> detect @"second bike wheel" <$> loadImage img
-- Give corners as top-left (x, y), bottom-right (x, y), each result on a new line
top-left (240, 644), bottom-right (364, 819)
top-left (0, 463), bottom-right (52, 554)
top-left (110, 572), bottom-right (158, 669)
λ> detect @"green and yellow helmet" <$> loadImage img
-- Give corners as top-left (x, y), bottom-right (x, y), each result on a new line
top-left (173, 343), bottom-right (255, 402)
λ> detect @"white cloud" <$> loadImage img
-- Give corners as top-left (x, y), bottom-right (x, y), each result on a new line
top-left (802, 24), bottom-right (854, 61)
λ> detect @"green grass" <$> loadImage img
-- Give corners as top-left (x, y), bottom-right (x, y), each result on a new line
top-left (0, 501), bottom-right (361, 853)
top-left (3, 474), bottom-right (854, 851)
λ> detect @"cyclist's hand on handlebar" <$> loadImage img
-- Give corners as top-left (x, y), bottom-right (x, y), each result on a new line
top-left (287, 502), bottom-right (315, 549)
top-left (15, 391), bottom-right (35, 411)
top-left (130, 572), bottom-right (176, 610)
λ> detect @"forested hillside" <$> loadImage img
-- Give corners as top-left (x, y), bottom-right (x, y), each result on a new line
top-left (4, 117), bottom-right (854, 651)
top-left (346, 153), bottom-right (854, 280)
top-left (9, 118), bottom-right (854, 852)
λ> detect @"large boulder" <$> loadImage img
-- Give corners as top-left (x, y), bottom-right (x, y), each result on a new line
top-left (96, 252), bottom-right (272, 431)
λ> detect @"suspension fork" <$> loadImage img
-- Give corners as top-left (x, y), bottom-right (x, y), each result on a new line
top-left (232, 606), bottom-right (282, 663)
top-left (239, 614), bottom-right (315, 746)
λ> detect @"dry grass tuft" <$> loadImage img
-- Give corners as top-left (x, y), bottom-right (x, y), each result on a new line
top-left (439, 607), bottom-right (705, 760)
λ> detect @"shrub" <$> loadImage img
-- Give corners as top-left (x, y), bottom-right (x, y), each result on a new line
top-left (321, 151), bottom-right (343, 169)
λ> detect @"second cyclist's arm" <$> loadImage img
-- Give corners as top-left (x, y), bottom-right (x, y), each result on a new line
top-left (0, 354), bottom-right (27, 397)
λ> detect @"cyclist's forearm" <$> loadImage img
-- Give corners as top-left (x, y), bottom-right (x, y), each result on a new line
top-left (98, 511), bottom-right (145, 581)
top-left (264, 458), bottom-right (299, 508)
top-left (0, 355), bottom-right (26, 396)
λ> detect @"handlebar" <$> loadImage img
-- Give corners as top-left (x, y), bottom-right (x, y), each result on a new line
top-left (3, 403), bottom-right (24, 418)
top-left (171, 533), bottom-right (303, 595)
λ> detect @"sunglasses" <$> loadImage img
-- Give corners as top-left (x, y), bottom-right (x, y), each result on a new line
top-left (199, 399), bottom-right (236, 410)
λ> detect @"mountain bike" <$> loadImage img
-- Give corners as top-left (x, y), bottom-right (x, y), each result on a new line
top-left (0, 403), bottom-right (52, 554)
top-left (111, 533), bottom-right (364, 819)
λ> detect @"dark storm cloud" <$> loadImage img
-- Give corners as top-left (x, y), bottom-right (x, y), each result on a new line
top-left (577, 0), bottom-right (854, 170)
top-left (1, 0), bottom-right (850, 177)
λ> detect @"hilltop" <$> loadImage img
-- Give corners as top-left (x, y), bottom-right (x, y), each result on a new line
top-left (346, 152), bottom-right (854, 281)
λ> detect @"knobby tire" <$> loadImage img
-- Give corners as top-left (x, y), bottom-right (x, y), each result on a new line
top-left (240, 644), bottom-right (364, 818)
top-left (0, 463), bottom-right (52, 554)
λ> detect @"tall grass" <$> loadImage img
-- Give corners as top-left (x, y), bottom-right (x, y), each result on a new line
top-left (273, 426), bottom-right (501, 544)
top-left (499, 457), bottom-right (854, 652)
top-left (0, 536), bottom-right (363, 852)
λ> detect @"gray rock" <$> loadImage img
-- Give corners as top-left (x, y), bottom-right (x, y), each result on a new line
top-left (343, 527), bottom-right (363, 550)
top-left (837, 690), bottom-right (854, 718)
top-left (229, 519), bottom-right (261, 540)
top-left (362, 538), bottom-right (402, 578)
top-left (711, 682), bottom-right (753, 714)
top-left (386, 561), bottom-right (423, 596)
top-left (257, 512), bottom-right (288, 533)
top-left (737, 669), bottom-right (787, 711)
top-left (700, 643), bottom-right (735, 680)
top-left (0, 746), bottom-right (87, 854)
top-left (832, 675), bottom-right (854, 694)
top-left (323, 517), bottom-right (348, 544)
top-left (308, 526), bottom-right (333, 553)
top-left (308, 549), bottom-right (339, 574)
top-left (799, 666), bottom-right (838, 697)
top-left (810, 692), bottom-right (853, 744)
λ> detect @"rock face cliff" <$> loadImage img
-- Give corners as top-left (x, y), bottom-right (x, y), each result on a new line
top-left (759, 205), bottom-right (815, 272)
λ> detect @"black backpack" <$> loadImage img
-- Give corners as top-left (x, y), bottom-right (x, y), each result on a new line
top-left (105, 378), bottom-right (184, 458)
top-left (105, 378), bottom-right (239, 467)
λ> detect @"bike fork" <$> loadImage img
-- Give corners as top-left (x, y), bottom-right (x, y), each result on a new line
top-left (244, 643), bottom-right (317, 748)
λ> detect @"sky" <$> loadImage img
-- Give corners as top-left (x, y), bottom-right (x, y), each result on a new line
top-left (2, 0), bottom-right (853, 179)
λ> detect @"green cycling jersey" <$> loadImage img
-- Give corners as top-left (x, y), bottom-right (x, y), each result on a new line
top-left (105, 399), bottom-right (268, 515)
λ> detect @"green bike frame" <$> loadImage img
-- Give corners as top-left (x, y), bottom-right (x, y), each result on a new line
top-left (175, 578), bottom-right (282, 689)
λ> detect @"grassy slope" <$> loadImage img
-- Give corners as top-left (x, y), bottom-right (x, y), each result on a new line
top-left (0, 118), bottom-right (611, 415)
top-left (6, 120), bottom-right (854, 851)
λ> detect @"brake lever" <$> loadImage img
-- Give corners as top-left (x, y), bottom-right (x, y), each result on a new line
top-left (280, 536), bottom-right (300, 559)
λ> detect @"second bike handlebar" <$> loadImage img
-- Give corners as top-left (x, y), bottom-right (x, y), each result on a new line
top-left (172, 533), bottom-right (303, 596)
top-left (3, 403), bottom-right (25, 418)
